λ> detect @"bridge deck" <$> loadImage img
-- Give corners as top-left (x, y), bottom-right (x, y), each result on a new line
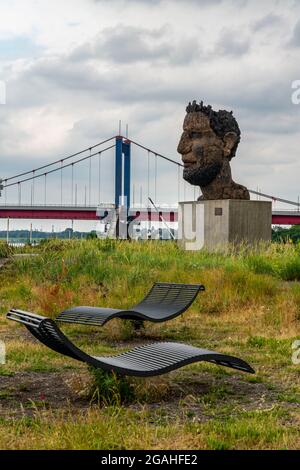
top-left (0, 206), bottom-right (299, 224)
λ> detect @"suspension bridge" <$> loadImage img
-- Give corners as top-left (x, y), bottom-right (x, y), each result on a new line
top-left (0, 135), bottom-right (299, 227)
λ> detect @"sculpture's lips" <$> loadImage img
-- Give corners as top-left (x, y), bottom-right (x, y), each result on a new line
top-left (183, 162), bottom-right (197, 169)
top-left (182, 151), bottom-right (198, 168)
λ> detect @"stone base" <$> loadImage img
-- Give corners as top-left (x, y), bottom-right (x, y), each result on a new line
top-left (178, 200), bottom-right (272, 251)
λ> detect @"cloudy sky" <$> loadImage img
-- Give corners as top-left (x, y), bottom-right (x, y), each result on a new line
top-left (0, 0), bottom-right (300, 229)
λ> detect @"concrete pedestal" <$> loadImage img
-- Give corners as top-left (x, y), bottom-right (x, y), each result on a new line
top-left (178, 199), bottom-right (272, 251)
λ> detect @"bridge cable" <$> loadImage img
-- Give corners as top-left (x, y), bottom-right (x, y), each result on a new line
top-left (132, 182), bottom-right (135, 207)
top-left (248, 190), bottom-right (300, 208)
top-left (129, 139), bottom-right (183, 168)
top-left (71, 164), bottom-right (74, 206)
top-left (4, 136), bottom-right (115, 183)
top-left (44, 174), bottom-right (47, 205)
top-left (154, 153), bottom-right (157, 203)
top-left (32, 171), bottom-right (35, 205)
top-left (140, 186), bottom-right (143, 207)
top-left (98, 152), bottom-right (101, 205)
top-left (147, 150), bottom-right (150, 207)
top-left (89, 148), bottom-right (92, 206)
top-left (177, 166), bottom-right (180, 202)
top-left (60, 161), bottom-right (63, 206)
top-left (18, 182), bottom-right (21, 205)
top-left (3, 144), bottom-right (115, 189)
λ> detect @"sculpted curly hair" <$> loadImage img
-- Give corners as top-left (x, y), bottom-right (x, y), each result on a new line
top-left (186, 100), bottom-right (241, 160)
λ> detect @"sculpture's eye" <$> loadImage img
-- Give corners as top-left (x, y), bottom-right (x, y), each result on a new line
top-left (190, 132), bottom-right (202, 139)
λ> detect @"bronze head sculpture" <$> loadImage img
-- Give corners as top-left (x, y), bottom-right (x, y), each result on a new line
top-left (177, 100), bottom-right (249, 200)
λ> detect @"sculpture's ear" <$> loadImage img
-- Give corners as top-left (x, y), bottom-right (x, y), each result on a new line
top-left (223, 132), bottom-right (238, 159)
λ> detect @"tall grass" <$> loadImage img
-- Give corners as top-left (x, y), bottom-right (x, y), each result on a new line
top-left (10, 239), bottom-right (300, 280)
top-left (1, 238), bottom-right (299, 336)
top-left (0, 241), bottom-right (13, 258)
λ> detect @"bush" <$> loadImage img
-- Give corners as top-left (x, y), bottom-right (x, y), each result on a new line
top-left (88, 367), bottom-right (133, 406)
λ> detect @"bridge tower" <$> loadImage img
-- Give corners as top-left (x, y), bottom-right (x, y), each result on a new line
top-left (115, 136), bottom-right (131, 209)
top-left (113, 136), bottom-right (132, 239)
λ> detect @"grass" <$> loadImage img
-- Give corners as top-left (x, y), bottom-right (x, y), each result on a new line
top-left (0, 239), bottom-right (299, 450)
top-left (0, 407), bottom-right (297, 450)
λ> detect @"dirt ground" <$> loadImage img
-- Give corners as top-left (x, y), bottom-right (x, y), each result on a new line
top-left (1, 366), bottom-right (298, 422)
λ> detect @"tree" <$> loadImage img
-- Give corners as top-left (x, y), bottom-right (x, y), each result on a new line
top-left (272, 225), bottom-right (300, 243)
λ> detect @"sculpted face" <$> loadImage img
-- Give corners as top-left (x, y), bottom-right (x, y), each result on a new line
top-left (177, 101), bottom-right (249, 200)
top-left (177, 112), bottom-right (239, 187)
top-left (177, 112), bottom-right (224, 186)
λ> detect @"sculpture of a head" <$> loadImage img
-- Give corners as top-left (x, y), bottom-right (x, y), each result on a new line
top-left (177, 101), bottom-right (249, 200)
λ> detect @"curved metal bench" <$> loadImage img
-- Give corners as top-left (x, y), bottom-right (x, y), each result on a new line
top-left (56, 282), bottom-right (205, 327)
top-left (7, 309), bottom-right (255, 377)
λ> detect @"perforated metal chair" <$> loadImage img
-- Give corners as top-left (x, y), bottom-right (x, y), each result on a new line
top-left (7, 309), bottom-right (255, 377)
top-left (56, 282), bottom-right (205, 327)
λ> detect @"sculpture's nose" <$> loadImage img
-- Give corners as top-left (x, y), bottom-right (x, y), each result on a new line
top-left (177, 132), bottom-right (190, 155)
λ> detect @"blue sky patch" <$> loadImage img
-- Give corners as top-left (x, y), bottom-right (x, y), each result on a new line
top-left (0, 35), bottom-right (42, 59)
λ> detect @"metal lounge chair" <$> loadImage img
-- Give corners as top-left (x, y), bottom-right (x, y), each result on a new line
top-left (55, 282), bottom-right (205, 327)
top-left (6, 309), bottom-right (255, 376)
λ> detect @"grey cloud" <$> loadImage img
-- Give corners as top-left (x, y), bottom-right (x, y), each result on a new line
top-left (214, 30), bottom-right (250, 56)
top-left (227, 81), bottom-right (295, 114)
top-left (26, 57), bottom-right (102, 90)
top-left (238, 107), bottom-right (300, 137)
top-left (94, 0), bottom-right (223, 4)
top-left (5, 55), bottom-right (107, 110)
top-left (5, 46), bottom-right (298, 120)
top-left (97, 25), bottom-right (170, 63)
top-left (70, 25), bottom-right (201, 65)
top-left (252, 13), bottom-right (283, 32)
top-left (289, 20), bottom-right (300, 46)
